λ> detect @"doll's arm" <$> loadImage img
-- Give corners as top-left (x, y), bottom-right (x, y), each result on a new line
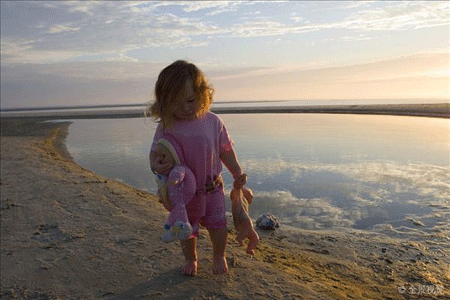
top-left (167, 165), bottom-right (186, 185)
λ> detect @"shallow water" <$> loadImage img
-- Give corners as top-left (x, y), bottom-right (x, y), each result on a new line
top-left (65, 114), bottom-right (450, 239)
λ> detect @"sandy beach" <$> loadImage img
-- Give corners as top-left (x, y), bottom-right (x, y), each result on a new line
top-left (1, 113), bottom-right (449, 299)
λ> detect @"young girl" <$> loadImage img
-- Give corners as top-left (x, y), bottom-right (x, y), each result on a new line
top-left (149, 60), bottom-right (247, 276)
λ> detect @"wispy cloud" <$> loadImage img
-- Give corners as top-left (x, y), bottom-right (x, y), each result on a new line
top-left (47, 24), bottom-right (81, 34)
top-left (1, 1), bottom-right (229, 64)
top-left (230, 20), bottom-right (320, 37)
top-left (1, 1), bottom-right (448, 64)
top-left (337, 1), bottom-right (450, 31)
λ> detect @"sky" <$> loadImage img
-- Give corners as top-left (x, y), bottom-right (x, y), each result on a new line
top-left (1, 1), bottom-right (449, 109)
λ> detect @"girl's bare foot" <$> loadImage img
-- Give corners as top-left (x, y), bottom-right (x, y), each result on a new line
top-left (180, 238), bottom-right (197, 276)
top-left (182, 260), bottom-right (198, 276)
top-left (212, 255), bottom-right (228, 275)
top-left (207, 228), bottom-right (228, 275)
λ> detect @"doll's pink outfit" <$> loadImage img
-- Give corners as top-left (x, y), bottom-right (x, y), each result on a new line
top-left (152, 112), bottom-right (234, 237)
top-left (155, 136), bottom-right (197, 243)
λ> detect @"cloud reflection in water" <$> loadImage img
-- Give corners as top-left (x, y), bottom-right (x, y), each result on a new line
top-left (236, 157), bottom-right (449, 237)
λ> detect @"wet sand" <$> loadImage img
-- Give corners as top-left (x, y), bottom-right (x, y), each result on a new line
top-left (1, 118), bottom-right (449, 299)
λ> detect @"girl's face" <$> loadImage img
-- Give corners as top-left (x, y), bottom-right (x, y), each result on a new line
top-left (173, 81), bottom-right (198, 121)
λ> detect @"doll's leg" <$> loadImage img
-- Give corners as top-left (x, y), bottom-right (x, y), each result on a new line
top-left (166, 170), bottom-right (195, 223)
top-left (161, 181), bottom-right (194, 242)
top-left (235, 228), bottom-right (247, 246)
top-left (161, 188), bottom-right (189, 243)
top-left (162, 219), bottom-right (192, 243)
top-left (165, 198), bottom-right (189, 225)
top-left (246, 229), bottom-right (259, 255)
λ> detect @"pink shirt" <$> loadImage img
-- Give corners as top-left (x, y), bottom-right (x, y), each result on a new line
top-left (151, 111), bottom-right (234, 217)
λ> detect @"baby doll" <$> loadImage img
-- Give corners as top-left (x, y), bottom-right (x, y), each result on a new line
top-left (230, 186), bottom-right (259, 255)
top-left (154, 136), bottom-right (196, 243)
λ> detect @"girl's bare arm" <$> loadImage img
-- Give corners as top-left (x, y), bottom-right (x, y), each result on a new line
top-left (220, 148), bottom-right (247, 187)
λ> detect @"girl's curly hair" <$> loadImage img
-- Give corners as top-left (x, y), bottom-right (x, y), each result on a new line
top-left (148, 60), bottom-right (214, 129)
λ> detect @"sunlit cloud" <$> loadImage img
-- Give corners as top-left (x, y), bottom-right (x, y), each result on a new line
top-left (336, 1), bottom-right (450, 31)
top-left (211, 51), bottom-right (450, 101)
top-left (424, 68), bottom-right (450, 78)
top-left (47, 24), bottom-right (81, 34)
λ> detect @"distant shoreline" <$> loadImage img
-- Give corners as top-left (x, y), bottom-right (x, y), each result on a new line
top-left (1, 103), bottom-right (449, 120)
top-left (213, 103), bottom-right (450, 119)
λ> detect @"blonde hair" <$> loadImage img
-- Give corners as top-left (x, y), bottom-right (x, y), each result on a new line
top-left (148, 60), bottom-right (214, 129)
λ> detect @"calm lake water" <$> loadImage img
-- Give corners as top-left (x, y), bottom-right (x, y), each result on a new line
top-left (65, 113), bottom-right (450, 240)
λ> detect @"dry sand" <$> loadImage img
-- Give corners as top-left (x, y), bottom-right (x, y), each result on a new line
top-left (1, 117), bottom-right (449, 300)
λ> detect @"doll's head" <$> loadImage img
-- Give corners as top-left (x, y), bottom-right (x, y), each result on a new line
top-left (155, 137), bottom-right (183, 176)
top-left (149, 60), bottom-right (214, 129)
top-left (154, 143), bottom-right (176, 176)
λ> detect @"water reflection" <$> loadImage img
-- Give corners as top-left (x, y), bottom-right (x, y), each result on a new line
top-left (65, 114), bottom-right (450, 239)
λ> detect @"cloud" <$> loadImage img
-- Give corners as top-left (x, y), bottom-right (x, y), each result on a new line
top-left (339, 34), bottom-right (372, 42)
top-left (47, 24), bottom-right (81, 34)
top-left (336, 1), bottom-right (450, 31)
top-left (229, 2), bottom-right (450, 37)
top-left (231, 19), bottom-right (320, 37)
top-left (125, 1), bottom-right (244, 15)
top-left (178, 1), bottom-right (244, 16)
top-left (0, 1), bottom-right (227, 64)
top-left (2, 1), bottom-right (448, 65)
top-left (106, 53), bottom-right (140, 63)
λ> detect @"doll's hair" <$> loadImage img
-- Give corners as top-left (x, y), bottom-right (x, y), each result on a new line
top-left (149, 60), bottom-right (214, 129)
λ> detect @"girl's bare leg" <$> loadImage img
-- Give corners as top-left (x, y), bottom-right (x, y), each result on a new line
top-left (207, 227), bottom-right (228, 275)
top-left (180, 237), bottom-right (198, 276)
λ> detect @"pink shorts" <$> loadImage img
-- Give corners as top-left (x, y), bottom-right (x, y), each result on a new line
top-left (187, 188), bottom-right (227, 238)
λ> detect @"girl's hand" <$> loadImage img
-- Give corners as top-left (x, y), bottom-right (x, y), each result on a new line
top-left (151, 153), bottom-right (174, 175)
top-left (233, 172), bottom-right (247, 189)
